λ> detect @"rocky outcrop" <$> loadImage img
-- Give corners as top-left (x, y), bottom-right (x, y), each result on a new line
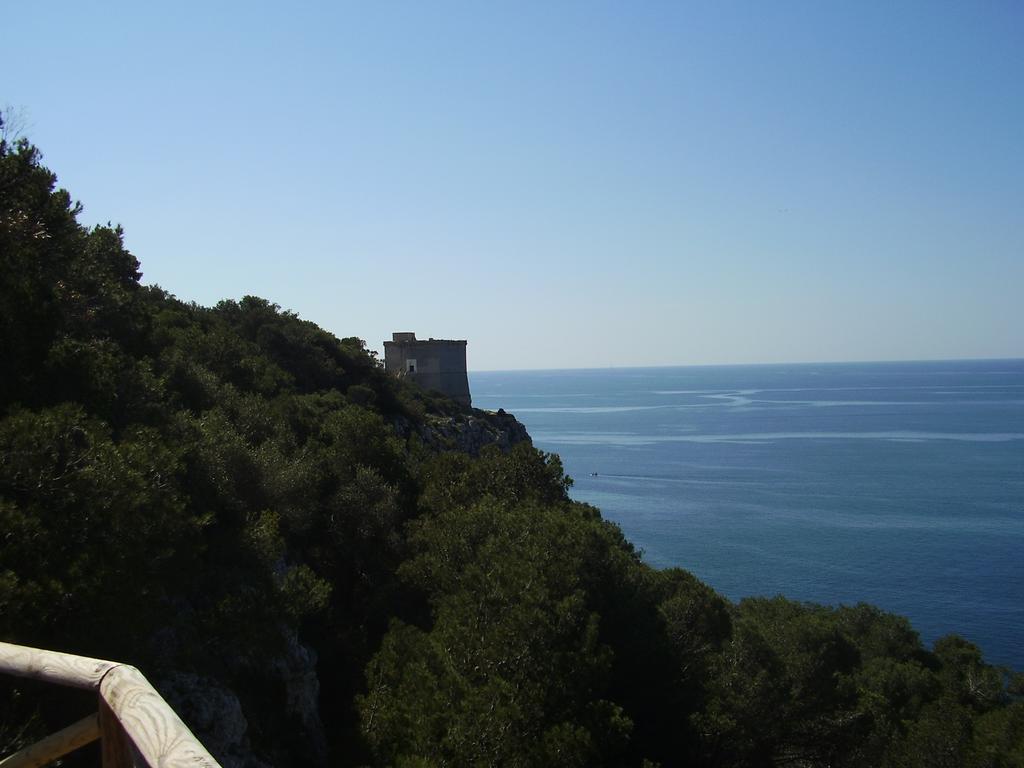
top-left (156, 625), bottom-right (327, 768)
top-left (264, 629), bottom-right (328, 767)
top-left (401, 408), bottom-right (531, 456)
top-left (159, 672), bottom-right (269, 768)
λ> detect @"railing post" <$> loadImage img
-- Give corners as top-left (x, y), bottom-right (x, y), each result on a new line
top-left (99, 699), bottom-right (135, 768)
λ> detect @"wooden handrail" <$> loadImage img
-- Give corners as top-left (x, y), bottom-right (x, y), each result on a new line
top-left (100, 664), bottom-right (220, 767)
top-left (0, 641), bottom-right (222, 768)
top-left (0, 643), bottom-right (118, 690)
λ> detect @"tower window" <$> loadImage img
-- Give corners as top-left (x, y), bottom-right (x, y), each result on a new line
top-left (407, 359), bottom-right (417, 373)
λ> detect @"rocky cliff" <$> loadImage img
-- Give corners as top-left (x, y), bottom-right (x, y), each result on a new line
top-left (396, 407), bottom-right (532, 456)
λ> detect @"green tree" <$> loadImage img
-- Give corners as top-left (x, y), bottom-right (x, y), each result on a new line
top-left (359, 500), bottom-right (633, 767)
top-left (0, 405), bottom-right (197, 657)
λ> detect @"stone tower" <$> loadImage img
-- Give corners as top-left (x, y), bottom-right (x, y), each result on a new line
top-left (383, 332), bottom-right (472, 406)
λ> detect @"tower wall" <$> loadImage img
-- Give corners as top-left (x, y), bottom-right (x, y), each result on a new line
top-left (384, 333), bottom-right (471, 406)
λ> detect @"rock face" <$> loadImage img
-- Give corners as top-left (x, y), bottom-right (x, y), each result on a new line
top-left (403, 408), bottom-right (532, 456)
top-left (265, 630), bottom-right (328, 768)
top-left (159, 672), bottom-right (267, 768)
top-left (157, 627), bottom-right (327, 768)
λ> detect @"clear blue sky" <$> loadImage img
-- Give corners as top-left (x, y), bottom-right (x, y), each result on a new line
top-left (4, 2), bottom-right (1022, 370)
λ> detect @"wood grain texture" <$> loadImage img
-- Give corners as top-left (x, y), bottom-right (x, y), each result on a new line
top-left (0, 642), bottom-right (118, 690)
top-left (0, 713), bottom-right (99, 768)
top-left (0, 643), bottom-right (223, 768)
top-left (99, 699), bottom-right (135, 768)
top-left (100, 664), bottom-right (221, 768)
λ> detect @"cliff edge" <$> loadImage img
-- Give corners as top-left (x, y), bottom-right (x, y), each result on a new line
top-left (395, 407), bottom-right (532, 456)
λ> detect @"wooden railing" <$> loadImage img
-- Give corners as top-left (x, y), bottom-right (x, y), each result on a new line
top-left (0, 641), bottom-right (222, 768)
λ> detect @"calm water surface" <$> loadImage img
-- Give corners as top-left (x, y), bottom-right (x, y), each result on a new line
top-left (471, 360), bottom-right (1024, 669)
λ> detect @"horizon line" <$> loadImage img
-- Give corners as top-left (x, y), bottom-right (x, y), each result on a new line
top-left (467, 356), bottom-right (1024, 375)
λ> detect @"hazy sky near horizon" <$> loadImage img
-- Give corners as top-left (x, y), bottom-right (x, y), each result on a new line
top-left (3, 2), bottom-right (1022, 370)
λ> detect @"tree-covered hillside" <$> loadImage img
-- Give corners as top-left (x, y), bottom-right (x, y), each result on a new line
top-left (1, 122), bottom-right (1022, 767)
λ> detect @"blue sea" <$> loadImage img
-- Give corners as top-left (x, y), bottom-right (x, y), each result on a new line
top-left (470, 359), bottom-right (1024, 670)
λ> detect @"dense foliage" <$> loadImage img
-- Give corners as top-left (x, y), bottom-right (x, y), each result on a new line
top-left (2, 123), bottom-right (1022, 766)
